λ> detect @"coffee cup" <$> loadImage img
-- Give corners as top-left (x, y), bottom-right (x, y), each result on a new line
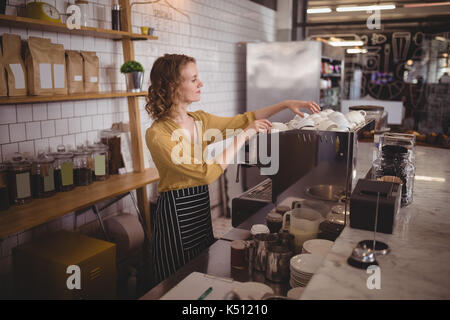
top-left (346, 110), bottom-right (366, 125)
top-left (308, 113), bottom-right (324, 125)
top-left (270, 122), bottom-right (289, 132)
top-left (328, 112), bottom-right (351, 126)
top-left (317, 119), bottom-right (338, 131)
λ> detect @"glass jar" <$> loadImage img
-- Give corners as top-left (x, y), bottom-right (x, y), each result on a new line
top-left (73, 146), bottom-right (93, 186)
top-left (7, 153), bottom-right (33, 205)
top-left (31, 152), bottom-right (56, 198)
top-left (0, 163), bottom-right (10, 211)
top-left (88, 142), bottom-right (109, 181)
top-left (372, 145), bottom-right (415, 207)
top-left (100, 129), bottom-right (124, 175)
top-left (51, 145), bottom-right (75, 192)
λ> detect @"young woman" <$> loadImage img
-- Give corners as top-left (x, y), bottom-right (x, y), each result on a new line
top-left (145, 53), bottom-right (320, 284)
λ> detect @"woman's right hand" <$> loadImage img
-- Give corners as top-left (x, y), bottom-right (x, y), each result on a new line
top-left (244, 119), bottom-right (272, 137)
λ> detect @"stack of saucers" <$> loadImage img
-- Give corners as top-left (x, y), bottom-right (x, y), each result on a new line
top-left (289, 254), bottom-right (324, 288)
top-left (302, 239), bottom-right (334, 257)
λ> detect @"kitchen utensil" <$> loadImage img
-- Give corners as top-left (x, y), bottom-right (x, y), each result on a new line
top-left (282, 207), bottom-right (323, 253)
top-left (265, 245), bottom-right (293, 282)
top-left (253, 233), bottom-right (278, 272)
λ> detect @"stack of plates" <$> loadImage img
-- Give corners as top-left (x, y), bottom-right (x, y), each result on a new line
top-left (302, 239), bottom-right (334, 257)
top-left (289, 254), bottom-right (324, 288)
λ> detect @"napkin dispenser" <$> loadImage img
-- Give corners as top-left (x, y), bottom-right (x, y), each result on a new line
top-left (350, 179), bottom-right (401, 234)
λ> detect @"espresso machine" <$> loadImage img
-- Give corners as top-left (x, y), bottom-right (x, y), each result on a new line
top-left (231, 120), bottom-right (375, 228)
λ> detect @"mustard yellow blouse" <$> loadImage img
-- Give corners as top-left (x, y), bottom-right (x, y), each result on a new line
top-left (146, 110), bottom-right (256, 192)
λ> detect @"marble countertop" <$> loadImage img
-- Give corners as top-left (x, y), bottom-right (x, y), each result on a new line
top-left (301, 142), bottom-right (450, 299)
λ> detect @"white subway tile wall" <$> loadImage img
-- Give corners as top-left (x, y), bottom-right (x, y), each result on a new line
top-left (0, 0), bottom-right (275, 296)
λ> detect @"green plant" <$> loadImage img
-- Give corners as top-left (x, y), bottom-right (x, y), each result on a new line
top-left (120, 60), bottom-right (144, 73)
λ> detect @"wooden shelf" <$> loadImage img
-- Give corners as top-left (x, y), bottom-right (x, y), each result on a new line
top-left (0, 14), bottom-right (158, 41)
top-left (0, 91), bottom-right (147, 105)
top-left (0, 168), bottom-right (159, 239)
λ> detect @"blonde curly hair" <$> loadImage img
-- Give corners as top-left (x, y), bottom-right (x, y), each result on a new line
top-left (146, 54), bottom-right (196, 120)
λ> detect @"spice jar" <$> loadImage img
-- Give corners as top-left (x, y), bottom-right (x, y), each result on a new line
top-left (100, 129), bottom-right (124, 175)
top-left (51, 145), bottom-right (75, 192)
top-left (0, 163), bottom-right (10, 211)
top-left (7, 153), bottom-right (33, 205)
top-left (73, 146), bottom-right (93, 186)
top-left (88, 142), bottom-right (109, 181)
top-left (31, 152), bottom-right (56, 198)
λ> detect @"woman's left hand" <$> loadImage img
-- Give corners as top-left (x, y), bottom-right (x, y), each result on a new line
top-left (284, 100), bottom-right (321, 118)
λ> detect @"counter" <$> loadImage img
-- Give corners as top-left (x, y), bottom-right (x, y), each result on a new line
top-left (301, 142), bottom-right (450, 299)
top-left (141, 142), bottom-right (450, 300)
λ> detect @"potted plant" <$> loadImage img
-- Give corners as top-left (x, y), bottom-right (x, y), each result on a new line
top-left (120, 60), bottom-right (145, 92)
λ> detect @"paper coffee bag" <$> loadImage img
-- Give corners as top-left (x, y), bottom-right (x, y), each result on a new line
top-left (26, 37), bottom-right (54, 95)
top-left (2, 34), bottom-right (27, 96)
top-left (0, 42), bottom-right (8, 97)
top-left (65, 50), bottom-right (84, 94)
top-left (80, 51), bottom-right (99, 93)
top-left (49, 43), bottom-right (68, 95)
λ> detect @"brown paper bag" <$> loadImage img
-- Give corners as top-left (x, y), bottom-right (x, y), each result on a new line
top-left (80, 51), bottom-right (99, 93)
top-left (0, 42), bottom-right (8, 97)
top-left (26, 37), bottom-right (54, 95)
top-left (49, 43), bottom-right (68, 95)
top-left (2, 34), bottom-right (27, 96)
top-left (65, 50), bottom-right (84, 94)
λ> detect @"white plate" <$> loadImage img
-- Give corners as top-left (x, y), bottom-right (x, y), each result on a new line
top-left (290, 254), bottom-right (324, 274)
top-left (287, 286), bottom-right (306, 299)
top-left (232, 282), bottom-right (274, 300)
top-left (302, 239), bottom-right (334, 257)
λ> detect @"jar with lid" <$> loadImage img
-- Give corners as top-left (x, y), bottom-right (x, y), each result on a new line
top-left (6, 153), bottom-right (33, 205)
top-left (51, 145), bottom-right (75, 192)
top-left (75, 0), bottom-right (89, 27)
top-left (372, 145), bottom-right (414, 206)
top-left (31, 152), bottom-right (56, 198)
top-left (0, 163), bottom-right (10, 210)
top-left (87, 142), bottom-right (109, 181)
top-left (73, 146), bottom-right (93, 186)
top-left (100, 129), bottom-right (124, 175)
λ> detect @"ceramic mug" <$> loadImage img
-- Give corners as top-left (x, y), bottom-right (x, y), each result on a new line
top-left (309, 113), bottom-right (324, 125)
top-left (346, 110), bottom-right (367, 124)
top-left (270, 122), bottom-right (289, 132)
top-left (317, 119), bottom-right (338, 131)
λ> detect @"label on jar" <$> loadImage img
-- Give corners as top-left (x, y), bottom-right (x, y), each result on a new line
top-left (43, 167), bottom-right (55, 192)
top-left (61, 162), bottom-right (74, 186)
top-left (94, 155), bottom-right (106, 176)
top-left (16, 172), bottom-right (31, 199)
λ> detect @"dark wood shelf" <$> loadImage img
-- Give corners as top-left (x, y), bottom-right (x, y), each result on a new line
top-left (0, 168), bottom-right (159, 239)
top-left (0, 14), bottom-right (158, 41)
top-left (0, 91), bottom-right (147, 105)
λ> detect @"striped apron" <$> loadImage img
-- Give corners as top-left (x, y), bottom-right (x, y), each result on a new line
top-left (151, 185), bottom-right (215, 284)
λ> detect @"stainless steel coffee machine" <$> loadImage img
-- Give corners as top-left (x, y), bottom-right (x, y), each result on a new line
top-left (231, 120), bottom-right (375, 227)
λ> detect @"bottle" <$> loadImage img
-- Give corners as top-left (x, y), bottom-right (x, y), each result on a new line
top-left (112, 3), bottom-right (121, 31)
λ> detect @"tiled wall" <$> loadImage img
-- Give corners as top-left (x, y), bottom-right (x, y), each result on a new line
top-left (0, 0), bottom-right (275, 296)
